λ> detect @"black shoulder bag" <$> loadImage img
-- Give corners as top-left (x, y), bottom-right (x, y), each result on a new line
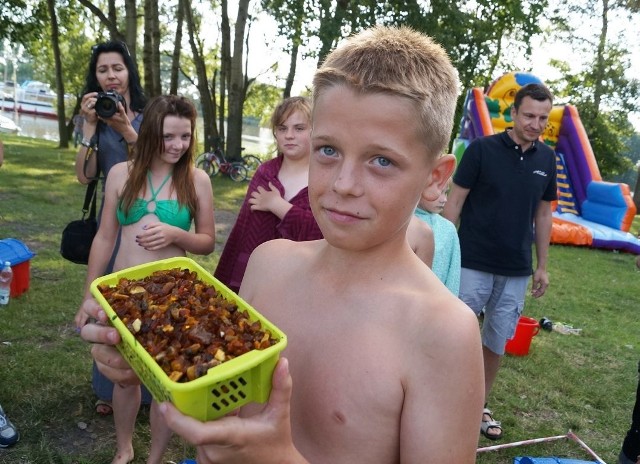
top-left (60, 179), bottom-right (98, 265)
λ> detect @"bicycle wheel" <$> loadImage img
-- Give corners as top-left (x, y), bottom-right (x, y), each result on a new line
top-left (196, 153), bottom-right (220, 177)
top-left (195, 152), bottom-right (208, 166)
top-left (229, 163), bottom-right (249, 182)
top-left (242, 154), bottom-right (262, 172)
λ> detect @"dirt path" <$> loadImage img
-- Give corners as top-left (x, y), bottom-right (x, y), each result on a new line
top-left (214, 209), bottom-right (238, 251)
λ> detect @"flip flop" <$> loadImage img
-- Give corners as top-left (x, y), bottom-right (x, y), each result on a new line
top-left (480, 407), bottom-right (503, 440)
top-left (95, 399), bottom-right (113, 416)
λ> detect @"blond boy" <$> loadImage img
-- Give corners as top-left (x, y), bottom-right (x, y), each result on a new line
top-left (81, 26), bottom-right (484, 463)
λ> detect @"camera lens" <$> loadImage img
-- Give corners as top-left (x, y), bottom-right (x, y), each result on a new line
top-left (95, 93), bottom-right (119, 118)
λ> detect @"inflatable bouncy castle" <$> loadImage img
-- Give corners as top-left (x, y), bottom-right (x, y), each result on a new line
top-left (454, 72), bottom-right (640, 254)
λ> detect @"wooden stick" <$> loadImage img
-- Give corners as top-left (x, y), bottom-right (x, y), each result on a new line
top-left (476, 431), bottom-right (606, 464)
top-left (477, 434), bottom-right (569, 453)
top-left (567, 430), bottom-right (606, 464)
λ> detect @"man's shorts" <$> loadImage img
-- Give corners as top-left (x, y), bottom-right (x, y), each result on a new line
top-left (459, 268), bottom-right (529, 355)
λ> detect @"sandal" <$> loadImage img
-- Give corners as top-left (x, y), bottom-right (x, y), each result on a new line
top-left (480, 407), bottom-right (503, 440)
top-left (95, 399), bottom-right (113, 416)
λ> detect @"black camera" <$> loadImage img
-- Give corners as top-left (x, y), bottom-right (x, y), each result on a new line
top-left (95, 91), bottom-right (126, 118)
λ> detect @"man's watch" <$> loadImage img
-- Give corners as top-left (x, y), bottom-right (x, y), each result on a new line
top-left (80, 139), bottom-right (92, 148)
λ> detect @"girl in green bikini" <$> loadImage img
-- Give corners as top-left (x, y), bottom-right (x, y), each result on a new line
top-left (76, 95), bottom-right (215, 464)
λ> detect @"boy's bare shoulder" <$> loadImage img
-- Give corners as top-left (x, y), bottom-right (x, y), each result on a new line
top-left (242, 238), bottom-right (317, 279)
top-left (393, 263), bottom-right (479, 347)
top-left (251, 238), bottom-right (319, 265)
top-left (239, 239), bottom-right (321, 305)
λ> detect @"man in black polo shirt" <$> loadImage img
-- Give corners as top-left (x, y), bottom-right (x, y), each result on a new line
top-left (443, 83), bottom-right (557, 440)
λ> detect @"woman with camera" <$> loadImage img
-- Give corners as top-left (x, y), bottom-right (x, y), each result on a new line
top-left (75, 40), bottom-right (146, 186)
top-left (73, 40), bottom-right (149, 418)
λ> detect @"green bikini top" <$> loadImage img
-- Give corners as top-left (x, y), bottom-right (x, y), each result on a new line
top-left (116, 171), bottom-right (192, 231)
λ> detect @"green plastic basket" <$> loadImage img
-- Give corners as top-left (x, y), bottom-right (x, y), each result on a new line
top-left (90, 256), bottom-right (287, 421)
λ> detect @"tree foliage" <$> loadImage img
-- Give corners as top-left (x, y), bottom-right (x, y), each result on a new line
top-left (0, 0), bottom-right (47, 43)
top-left (2, 0), bottom-right (638, 167)
top-left (547, 0), bottom-right (640, 178)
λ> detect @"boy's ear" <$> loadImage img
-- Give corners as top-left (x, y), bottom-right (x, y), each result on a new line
top-left (421, 154), bottom-right (456, 202)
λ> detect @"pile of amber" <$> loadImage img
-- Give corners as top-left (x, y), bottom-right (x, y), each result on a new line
top-left (98, 268), bottom-right (276, 383)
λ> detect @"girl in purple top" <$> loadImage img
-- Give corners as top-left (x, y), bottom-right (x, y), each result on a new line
top-left (215, 97), bottom-right (322, 292)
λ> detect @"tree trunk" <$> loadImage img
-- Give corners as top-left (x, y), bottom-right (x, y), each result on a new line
top-left (283, 41), bottom-right (298, 99)
top-left (77, 0), bottom-right (125, 41)
top-left (124, 0), bottom-right (138, 63)
top-left (47, 0), bottom-right (67, 148)
top-left (143, 0), bottom-right (161, 96)
top-left (226, 0), bottom-right (250, 161)
top-left (169, 0), bottom-right (184, 95)
top-left (184, 0), bottom-right (217, 151)
top-left (151, 0), bottom-right (161, 95)
top-left (316, 0), bottom-right (349, 66)
top-left (143, 0), bottom-right (153, 96)
top-left (592, 0), bottom-right (610, 120)
top-left (219, 0), bottom-right (230, 148)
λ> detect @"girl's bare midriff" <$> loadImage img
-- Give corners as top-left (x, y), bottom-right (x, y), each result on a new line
top-left (114, 216), bottom-right (187, 271)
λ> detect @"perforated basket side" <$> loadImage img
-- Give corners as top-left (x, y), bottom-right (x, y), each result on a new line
top-left (169, 347), bottom-right (280, 421)
top-left (115, 330), bottom-right (172, 404)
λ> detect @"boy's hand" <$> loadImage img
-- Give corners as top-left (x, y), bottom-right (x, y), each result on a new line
top-left (160, 358), bottom-right (307, 464)
top-left (74, 297), bottom-right (95, 329)
top-left (79, 298), bottom-right (140, 386)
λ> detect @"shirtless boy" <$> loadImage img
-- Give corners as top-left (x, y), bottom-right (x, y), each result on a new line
top-left (81, 26), bottom-right (484, 463)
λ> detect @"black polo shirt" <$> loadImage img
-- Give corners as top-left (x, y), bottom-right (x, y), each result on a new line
top-left (453, 130), bottom-right (557, 276)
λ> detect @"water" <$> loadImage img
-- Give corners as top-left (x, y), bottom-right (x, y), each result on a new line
top-left (1, 110), bottom-right (274, 155)
top-left (1, 110), bottom-right (60, 142)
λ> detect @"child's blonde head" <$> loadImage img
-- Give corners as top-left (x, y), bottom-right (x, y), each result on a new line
top-left (313, 26), bottom-right (459, 159)
top-left (270, 96), bottom-right (312, 139)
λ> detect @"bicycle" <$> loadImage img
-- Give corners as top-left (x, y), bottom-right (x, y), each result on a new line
top-left (241, 151), bottom-right (262, 174)
top-left (196, 137), bottom-right (262, 181)
top-left (196, 150), bottom-right (248, 182)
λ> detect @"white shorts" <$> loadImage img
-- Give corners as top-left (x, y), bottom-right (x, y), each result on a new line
top-left (459, 268), bottom-right (529, 355)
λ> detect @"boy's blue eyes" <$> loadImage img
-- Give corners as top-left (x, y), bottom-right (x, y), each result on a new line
top-left (320, 146), bottom-right (336, 156)
top-left (374, 157), bottom-right (392, 167)
top-left (317, 147), bottom-right (393, 167)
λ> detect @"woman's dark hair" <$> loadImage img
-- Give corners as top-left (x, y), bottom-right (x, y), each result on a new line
top-left (82, 41), bottom-right (146, 112)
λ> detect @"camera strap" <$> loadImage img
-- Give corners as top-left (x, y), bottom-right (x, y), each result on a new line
top-left (83, 128), bottom-right (101, 182)
top-left (81, 179), bottom-right (99, 221)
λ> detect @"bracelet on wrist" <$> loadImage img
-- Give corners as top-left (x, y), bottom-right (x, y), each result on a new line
top-left (80, 139), bottom-right (92, 148)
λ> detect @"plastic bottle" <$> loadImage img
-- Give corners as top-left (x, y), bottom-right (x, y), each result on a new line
top-left (552, 321), bottom-right (582, 335)
top-left (0, 261), bottom-right (12, 306)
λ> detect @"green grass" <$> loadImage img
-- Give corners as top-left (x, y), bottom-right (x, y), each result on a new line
top-left (0, 134), bottom-right (245, 463)
top-left (1, 133), bottom-right (639, 463)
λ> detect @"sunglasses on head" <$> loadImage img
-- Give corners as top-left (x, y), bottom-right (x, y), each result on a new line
top-left (92, 41), bottom-right (130, 57)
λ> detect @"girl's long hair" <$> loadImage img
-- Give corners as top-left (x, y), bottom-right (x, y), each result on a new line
top-left (82, 41), bottom-right (146, 112)
top-left (119, 95), bottom-right (199, 216)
